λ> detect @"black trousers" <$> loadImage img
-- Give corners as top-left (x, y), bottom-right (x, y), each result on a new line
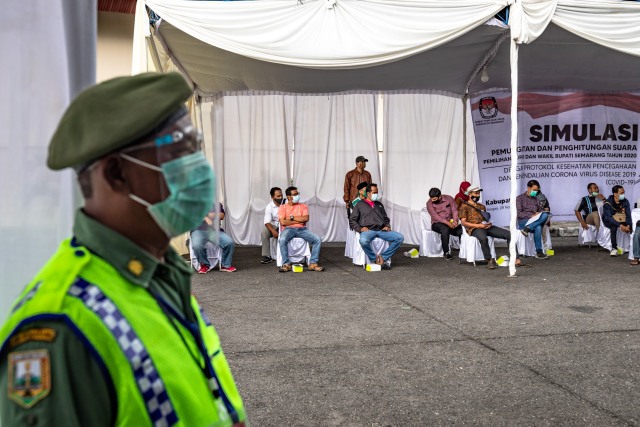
top-left (431, 223), bottom-right (463, 253)
top-left (607, 222), bottom-right (627, 249)
top-left (471, 226), bottom-right (511, 260)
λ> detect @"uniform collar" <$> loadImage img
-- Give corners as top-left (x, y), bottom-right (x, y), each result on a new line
top-left (72, 209), bottom-right (191, 288)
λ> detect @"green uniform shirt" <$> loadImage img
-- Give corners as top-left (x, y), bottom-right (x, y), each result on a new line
top-left (1, 209), bottom-right (194, 427)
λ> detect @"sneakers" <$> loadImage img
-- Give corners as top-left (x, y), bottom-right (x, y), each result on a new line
top-left (261, 256), bottom-right (274, 264)
top-left (487, 259), bottom-right (497, 269)
top-left (443, 252), bottom-right (453, 260)
top-left (197, 265), bottom-right (209, 274)
top-left (610, 249), bottom-right (618, 257)
top-left (381, 263), bottom-right (391, 270)
top-left (536, 251), bottom-right (548, 259)
top-left (220, 266), bottom-right (237, 273)
top-left (520, 227), bottom-right (530, 237)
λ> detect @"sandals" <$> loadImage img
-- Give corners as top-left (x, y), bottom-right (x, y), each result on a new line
top-left (631, 259), bottom-right (639, 266)
top-left (279, 264), bottom-right (291, 273)
top-left (515, 259), bottom-right (531, 268)
top-left (307, 263), bottom-right (325, 272)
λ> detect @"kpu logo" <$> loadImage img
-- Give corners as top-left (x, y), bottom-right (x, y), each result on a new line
top-left (479, 97), bottom-right (498, 119)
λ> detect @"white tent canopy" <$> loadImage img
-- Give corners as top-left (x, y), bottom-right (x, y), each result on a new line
top-left (134, 0), bottom-right (640, 275)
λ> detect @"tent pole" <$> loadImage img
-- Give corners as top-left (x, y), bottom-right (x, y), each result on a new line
top-left (462, 93), bottom-right (468, 179)
top-left (508, 37), bottom-right (519, 278)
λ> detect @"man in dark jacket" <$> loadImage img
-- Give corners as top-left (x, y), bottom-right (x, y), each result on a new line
top-left (349, 183), bottom-right (404, 268)
top-left (603, 185), bottom-right (632, 256)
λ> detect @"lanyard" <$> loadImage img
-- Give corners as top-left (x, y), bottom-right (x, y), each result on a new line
top-left (150, 291), bottom-right (239, 423)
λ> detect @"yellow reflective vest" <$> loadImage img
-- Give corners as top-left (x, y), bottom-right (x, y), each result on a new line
top-left (0, 239), bottom-right (246, 426)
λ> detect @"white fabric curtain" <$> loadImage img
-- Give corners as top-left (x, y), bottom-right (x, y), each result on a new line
top-left (383, 93), bottom-right (466, 245)
top-left (143, 0), bottom-right (506, 68)
top-left (211, 93), bottom-right (295, 245)
top-left (292, 93), bottom-right (380, 242)
top-left (0, 1), bottom-right (95, 320)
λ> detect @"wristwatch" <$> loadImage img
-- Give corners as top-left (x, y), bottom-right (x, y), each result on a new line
top-left (290, 215), bottom-right (294, 221)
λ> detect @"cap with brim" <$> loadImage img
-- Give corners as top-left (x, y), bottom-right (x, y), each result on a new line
top-left (47, 72), bottom-right (192, 171)
top-left (467, 185), bottom-right (483, 192)
top-left (355, 156), bottom-right (368, 163)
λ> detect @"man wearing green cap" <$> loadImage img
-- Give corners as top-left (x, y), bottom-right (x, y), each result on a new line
top-left (0, 73), bottom-right (246, 426)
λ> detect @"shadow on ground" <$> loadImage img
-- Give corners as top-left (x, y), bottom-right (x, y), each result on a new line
top-left (192, 238), bottom-right (640, 426)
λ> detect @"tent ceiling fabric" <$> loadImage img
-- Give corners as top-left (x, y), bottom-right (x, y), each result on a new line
top-left (144, 0), bottom-right (640, 96)
top-left (156, 21), bottom-right (507, 96)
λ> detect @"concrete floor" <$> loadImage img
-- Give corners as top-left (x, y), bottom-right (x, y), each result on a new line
top-left (192, 238), bottom-right (640, 426)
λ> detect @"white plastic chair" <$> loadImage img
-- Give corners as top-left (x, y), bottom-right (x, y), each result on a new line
top-left (419, 208), bottom-right (459, 257)
top-left (459, 231), bottom-right (496, 266)
top-left (352, 232), bottom-right (390, 267)
top-left (345, 228), bottom-right (355, 258)
top-left (516, 226), bottom-right (552, 257)
top-left (188, 239), bottom-right (222, 272)
top-left (578, 225), bottom-right (598, 248)
top-left (276, 236), bottom-right (311, 267)
top-left (597, 205), bottom-right (630, 252)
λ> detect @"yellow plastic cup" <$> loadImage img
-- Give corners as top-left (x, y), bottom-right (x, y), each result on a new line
top-left (617, 247), bottom-right (624, 255)
top-left (547, 249), bottom-right (555, 256)
top-left (292, 264), bottom-right (304, 273)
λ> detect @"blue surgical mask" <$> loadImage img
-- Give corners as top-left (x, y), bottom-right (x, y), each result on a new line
top-left (292, 195), bottom-right (300, 204)
top-left (371, 194), bottom-right (379, 202)
top-left (121, 152), bottom-right (215, 238)
top-left (529, 190), bottom-right (538, 197)
top-left (619, 194), bottom-right (625, 201)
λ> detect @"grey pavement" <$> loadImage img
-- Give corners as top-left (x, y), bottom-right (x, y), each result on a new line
top-left (192, 238), bottom-right (640, 426)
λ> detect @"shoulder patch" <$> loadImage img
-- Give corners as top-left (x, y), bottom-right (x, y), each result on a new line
top-left (9, 328), bottom-right (57, 349)
top-left (8, 349), bottom-right (51, 408)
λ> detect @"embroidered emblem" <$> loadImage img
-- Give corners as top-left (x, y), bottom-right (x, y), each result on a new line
top-left (9, 328), bottom-right (57, 349)
top-left (8, 350), bottom-right (51, 408)
top-left (127, 259), bottom-right (144, 276)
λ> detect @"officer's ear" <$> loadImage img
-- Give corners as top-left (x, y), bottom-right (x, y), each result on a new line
top-left (101, 155), bottom-right (128, 193)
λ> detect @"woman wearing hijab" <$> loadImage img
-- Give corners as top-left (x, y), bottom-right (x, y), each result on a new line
top-left (454, 181), bottom-right (471, 209)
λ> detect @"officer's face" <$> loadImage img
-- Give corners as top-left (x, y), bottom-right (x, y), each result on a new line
top-left (120, 115), bottom-right (198, 205)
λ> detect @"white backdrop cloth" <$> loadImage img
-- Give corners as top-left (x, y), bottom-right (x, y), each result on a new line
top-left (382, 93), bottom-right (466, 245)
top-left (208, 92), bottom-right (381, 245)
top-left (0, 1), bottom-right (95, 320)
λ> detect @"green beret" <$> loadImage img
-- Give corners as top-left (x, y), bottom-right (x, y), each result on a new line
top-left (47, 72), bottom-right (192, 170)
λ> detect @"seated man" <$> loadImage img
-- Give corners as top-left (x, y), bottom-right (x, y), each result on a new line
top-left (516, 179), bottom-right (549, 259)
top-left (278, 186), bottom-right (325, 272)
top-left (575, 182), bottom-right (605, 231)
top-left (191, 203), bottom-right (237, 273)
top-left (261, 186), bottom-right (282, 264)
top-left (426, 187), bottom-right (462, 260)
top-left (459, 185), bottom-right (525, 269)
top-left (349, 183), bottom-right (404, 269)
top-left (603, 185), bottom-right (632, 256)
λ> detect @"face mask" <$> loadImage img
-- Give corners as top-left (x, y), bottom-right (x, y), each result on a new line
top-left (529, 190), bottom-right (538, 197)
top-left (274, 198), bottom-right (283, 204)
top-left (371, 194), bottom-right (379, 202)
top-left (121, 152), bottom-right (215, 238)
top-left (591, 192), bottom-right (599, 197)
top-left (619, 194), bottom-right (625, 201)
top-left (470, 196), bottom-right (480, 202)
top-left (292, 195), bottom-right (300, 204)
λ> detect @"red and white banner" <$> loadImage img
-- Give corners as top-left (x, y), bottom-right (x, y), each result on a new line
top-left (471, 91), bottom-right (640, 226)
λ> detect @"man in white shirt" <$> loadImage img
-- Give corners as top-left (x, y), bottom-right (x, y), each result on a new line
top-left (261, 187), bottom-right (283, 263)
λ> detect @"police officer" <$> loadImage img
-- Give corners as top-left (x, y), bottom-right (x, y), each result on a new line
top-left (0, 73), bottom-right (246, 426)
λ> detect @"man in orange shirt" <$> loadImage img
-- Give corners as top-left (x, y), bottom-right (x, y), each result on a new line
top-left (278, 187), bottom-right (325, 272)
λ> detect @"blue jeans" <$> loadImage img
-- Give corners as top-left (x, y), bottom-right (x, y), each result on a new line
top-left (517, 212), bottom-right (549, 252)
top-left (191, 229), bottom-right (235, 268)
top-left (280, 227), bottom-right (322, 265)
top-left (633, 226), bottom-right (640, 259)
top-left (359, 230), bottom-right (404, 262)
